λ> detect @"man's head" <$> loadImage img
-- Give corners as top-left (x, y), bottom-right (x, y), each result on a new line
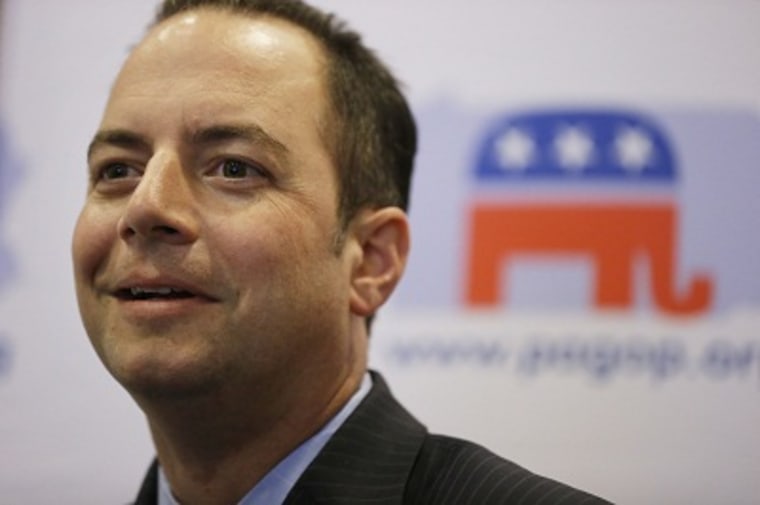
top-left (72, 3), bottom-right (413, 404)
top-left (156, 0), bottom-right (416, 229)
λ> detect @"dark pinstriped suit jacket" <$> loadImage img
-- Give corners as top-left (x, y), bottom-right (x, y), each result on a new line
top-left (133, 372), bottom-right (611, 504)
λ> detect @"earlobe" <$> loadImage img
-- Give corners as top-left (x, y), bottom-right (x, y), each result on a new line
top-left (349, 207), bottom-right (410, 317)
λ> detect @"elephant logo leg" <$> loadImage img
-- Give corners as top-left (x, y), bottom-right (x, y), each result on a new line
top-left (466, 203), bottom-right (713, 315)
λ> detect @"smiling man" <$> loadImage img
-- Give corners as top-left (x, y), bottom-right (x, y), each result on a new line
top-left (72, 1), bottom-right (609, 504)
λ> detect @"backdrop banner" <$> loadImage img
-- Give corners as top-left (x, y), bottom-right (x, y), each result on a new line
top-left (1, 1), bottom-right (758, 503)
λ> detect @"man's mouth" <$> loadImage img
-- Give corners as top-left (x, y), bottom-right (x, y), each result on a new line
top-left (116, 287), bottom-right (195, 301)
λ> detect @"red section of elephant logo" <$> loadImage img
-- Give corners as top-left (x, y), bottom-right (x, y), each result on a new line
top-left (464, 110), bottom-right (713, 315)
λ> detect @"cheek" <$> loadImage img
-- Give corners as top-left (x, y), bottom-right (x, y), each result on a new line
top-left (72, 205), bottom-right (117, 282)
top-left (212, 224), bottom-right (288, 287)
top-left (210, 211), bottom-right (338, 300)
top-left (210, 203), bottom-right (324, 262)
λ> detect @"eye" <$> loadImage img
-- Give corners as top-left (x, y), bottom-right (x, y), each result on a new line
top-left (221, 159), bottom-right (253, 178)
top-left (212, 159), bottom-right (269, 180)
top-left (100, 162), bottom-right (139, 180)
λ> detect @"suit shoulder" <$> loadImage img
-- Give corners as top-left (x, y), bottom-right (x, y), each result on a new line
top-left (404, 434), bottom-right (612, 505)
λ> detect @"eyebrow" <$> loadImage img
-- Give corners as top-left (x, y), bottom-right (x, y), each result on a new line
top-left (87, 123), bottom-right (289, 162)
top-left (189, 124), bottom-right (289, 158)
top-left (87, 129), bottom-right (151, 161)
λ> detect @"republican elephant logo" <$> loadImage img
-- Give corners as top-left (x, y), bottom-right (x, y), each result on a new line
top-left (465, 110), bottom-right (713, 315)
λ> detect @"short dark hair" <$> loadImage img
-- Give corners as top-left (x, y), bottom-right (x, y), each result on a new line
top-left (155, 0), bottom-right (417, 228)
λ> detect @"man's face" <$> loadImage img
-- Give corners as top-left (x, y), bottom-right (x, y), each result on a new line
top-left (73, 10), bottom-right (359, 398)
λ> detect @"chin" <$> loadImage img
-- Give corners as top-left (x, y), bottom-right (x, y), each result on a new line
top-left (105, 345), bottom-right (225, 401)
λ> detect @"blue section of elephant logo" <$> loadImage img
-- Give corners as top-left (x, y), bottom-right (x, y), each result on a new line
top-left (475, 110), bottom-right (676, 183)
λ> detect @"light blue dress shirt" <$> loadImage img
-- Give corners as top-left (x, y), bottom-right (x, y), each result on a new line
top-left (158, 373), bottom-right (372, 505)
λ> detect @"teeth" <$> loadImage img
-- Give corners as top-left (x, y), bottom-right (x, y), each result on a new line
top-left (130, 287), bottom-right (181, 296)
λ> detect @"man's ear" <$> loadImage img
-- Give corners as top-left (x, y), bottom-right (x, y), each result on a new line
top-left (348, 207), bottom-right (410, 317)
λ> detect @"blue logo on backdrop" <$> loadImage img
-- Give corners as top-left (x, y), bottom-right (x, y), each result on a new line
top-left (0, 334), bottom-right (11, 379)
top-left (0, 125), bottom-right (20, 291)
top-left (475, 110), bottom-right (676, 182)
top-left (0, 123), bottom-right (21, 379)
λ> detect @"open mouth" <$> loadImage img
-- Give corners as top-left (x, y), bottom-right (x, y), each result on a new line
top-left (116, 287), bottom-right (195, 301)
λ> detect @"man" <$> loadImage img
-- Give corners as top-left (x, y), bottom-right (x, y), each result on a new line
top-left (72, 1), bottom-right (611, 503)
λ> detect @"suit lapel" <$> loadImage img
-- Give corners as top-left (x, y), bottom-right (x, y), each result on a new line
top-left (284, 372), bottom-right (427, 505)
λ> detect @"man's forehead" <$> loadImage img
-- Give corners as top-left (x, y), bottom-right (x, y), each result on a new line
top-left (134, 8), bottom-right (328, 71)
top-left (106, 8), bottom-right (330, 113)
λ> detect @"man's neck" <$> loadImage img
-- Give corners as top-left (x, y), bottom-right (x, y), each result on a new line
top-left (138, 364), bottom-right (366, 505)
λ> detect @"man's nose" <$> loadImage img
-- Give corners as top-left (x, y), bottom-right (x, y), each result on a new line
top-left (117, 155), bottom-right (199, 245)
